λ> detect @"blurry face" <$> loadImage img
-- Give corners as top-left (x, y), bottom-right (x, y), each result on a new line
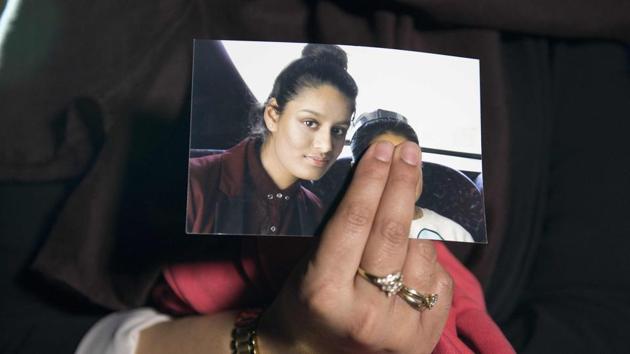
top-left (261, 84), bottom-right (352, 189)
top-left (370, 132), bottom-right (423, 200)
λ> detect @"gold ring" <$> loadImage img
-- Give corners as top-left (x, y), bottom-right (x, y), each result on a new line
top-left (397, 286), bottom-right (438, 311)
top-left (357, 267), bottom-right (404, 297)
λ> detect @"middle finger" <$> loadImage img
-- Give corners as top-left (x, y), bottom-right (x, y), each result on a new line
top-left (358, 142), bottom-right (421, 286)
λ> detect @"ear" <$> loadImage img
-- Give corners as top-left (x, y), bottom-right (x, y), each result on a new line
top-left (263, 98), bottom-right (280, 133)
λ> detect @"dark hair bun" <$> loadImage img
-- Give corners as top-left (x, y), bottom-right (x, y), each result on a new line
top-left (301, 44), bottom-right (348, 70)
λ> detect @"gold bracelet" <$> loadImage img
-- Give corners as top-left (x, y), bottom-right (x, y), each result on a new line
top-left (230, 309), bottom-right (262, 354)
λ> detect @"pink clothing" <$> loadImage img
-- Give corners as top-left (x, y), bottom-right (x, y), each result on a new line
top-left (432, 242), bottom-right (515, 353)
top-left (156, 239), bottom-right (514, 353)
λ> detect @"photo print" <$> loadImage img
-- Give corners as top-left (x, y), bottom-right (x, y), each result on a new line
top-left (187, 39), bottom-right (486, 243)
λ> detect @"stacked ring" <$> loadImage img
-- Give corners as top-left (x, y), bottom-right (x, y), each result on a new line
top-left (356, 268), bottom-right (404, 297)
top-left (398, 286), bottom-right (438, 311)
top-left (356, 268), bottom-right (439, 311)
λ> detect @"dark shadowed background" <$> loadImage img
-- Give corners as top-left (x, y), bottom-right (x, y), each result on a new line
top-left (1, 1), bottom-right (629, 353)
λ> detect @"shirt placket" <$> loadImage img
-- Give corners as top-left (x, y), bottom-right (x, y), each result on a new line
top-left (264, 192), bottom-right (291, 235)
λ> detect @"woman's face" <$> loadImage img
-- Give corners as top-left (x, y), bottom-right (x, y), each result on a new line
top-left (262, 84), bottom-right (352, 189)
top-left (370, 131), bottom-right (423, 200)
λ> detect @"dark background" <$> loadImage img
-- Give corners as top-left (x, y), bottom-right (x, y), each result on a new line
top-left (1, 1), bottom-right (629, 353)
top-left (189, 40), bottom-right (255, 150)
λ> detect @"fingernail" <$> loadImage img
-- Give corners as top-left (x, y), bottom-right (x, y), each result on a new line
top-left (401, 142), bottom-right (420, 166)
top-left (374, 141), bottom-right (394, 162)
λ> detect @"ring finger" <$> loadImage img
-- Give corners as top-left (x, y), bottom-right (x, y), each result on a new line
top-left (356, 142), bottom-right (422, 296)
top-left (400, 240), bottom-right (452, 342)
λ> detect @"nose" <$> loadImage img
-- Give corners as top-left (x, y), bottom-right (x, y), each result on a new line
top-left (313, 129), bottom-right (333, 154)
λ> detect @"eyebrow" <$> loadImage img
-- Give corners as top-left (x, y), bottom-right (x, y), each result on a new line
top-left (298, 109), bottom-right (322, 116)
top-left (298, 110), bottom-right (351, 126)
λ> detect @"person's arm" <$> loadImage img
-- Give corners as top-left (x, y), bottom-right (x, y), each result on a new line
top-left (136, 312), bottom-right (233, 354)
top-left (76, 308), bottom-right (171, 354)
top-left (136, 311), bottom-right (303, 354)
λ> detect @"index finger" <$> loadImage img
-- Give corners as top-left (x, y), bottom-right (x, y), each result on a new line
top-left (311, 141), bottom-right (394, 280)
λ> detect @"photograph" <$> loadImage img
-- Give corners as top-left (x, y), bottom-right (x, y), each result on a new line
top-left (187, 39), bottom-right (486, 243)
top-left (4, 3), bottom-right (628, 353)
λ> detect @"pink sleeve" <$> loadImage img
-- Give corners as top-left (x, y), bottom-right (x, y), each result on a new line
top-left (154, 240), bottom-right (263, 316)
top-left (433, 242), bottom-right (515, 354)
top-left (153, 238), bottom-right (515, 353)
top-left (156, 259), bottom-right (252, 315)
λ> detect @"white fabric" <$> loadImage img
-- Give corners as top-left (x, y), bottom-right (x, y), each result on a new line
top-left (409, 208), bottom-right (474, 242)
top-left (76, 308), bottom-right (171, 354)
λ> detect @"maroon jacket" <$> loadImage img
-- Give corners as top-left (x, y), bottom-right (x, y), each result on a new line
top-left (187, 137), bottom-right (323, 236)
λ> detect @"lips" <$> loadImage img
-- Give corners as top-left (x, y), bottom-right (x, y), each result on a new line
top-left (305, 155), bottom-right (330, 168)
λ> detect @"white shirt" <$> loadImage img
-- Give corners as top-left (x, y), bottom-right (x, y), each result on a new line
top-left (76, 308), bottom-right (171, 354)
top-left (409, 208), bottom-right (474, 242)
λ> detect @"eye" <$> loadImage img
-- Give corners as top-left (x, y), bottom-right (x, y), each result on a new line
top-left (303, 120), bottom-right (318, 129)
top-left (331, 126), bottom-right (348, 137)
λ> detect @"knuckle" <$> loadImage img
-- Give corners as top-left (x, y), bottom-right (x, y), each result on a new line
top-left (435, 270), bottom-right (454, 293)
top-left (411, 240), bottom-right (437, 265)
top-left (303, 292), bottom-right (330, 320)
top-left (298, 263), bottom-right (340, 316)
top-left (300, 280), bottom-right (337, 318)
top-left (378, 219), bottom-right (408, 252)
top-left (342, 203), bottom-right (371, 234)
top-left (347, 307), bottom-right (381, 347)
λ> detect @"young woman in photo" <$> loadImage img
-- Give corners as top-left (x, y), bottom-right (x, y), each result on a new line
top-left (186, 44), bottom-right (358, 236)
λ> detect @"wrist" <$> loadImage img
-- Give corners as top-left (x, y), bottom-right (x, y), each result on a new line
top-left (256, 307), bottom-right (314, 354)
top-left (231, 309), bottom-right (263, 354)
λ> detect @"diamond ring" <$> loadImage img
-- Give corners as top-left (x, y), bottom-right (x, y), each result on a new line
top-left (357, 267), bottom-right (404, 297)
